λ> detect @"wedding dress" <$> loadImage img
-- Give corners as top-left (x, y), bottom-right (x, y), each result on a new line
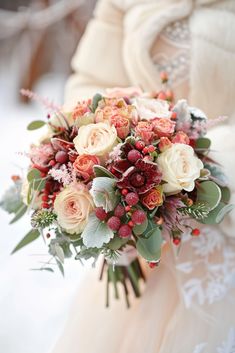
top-left (52, 1), bottom-right (235, 352)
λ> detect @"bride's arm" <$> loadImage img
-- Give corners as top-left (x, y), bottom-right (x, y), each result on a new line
top-left (64, 0), bottom-right (130, 109)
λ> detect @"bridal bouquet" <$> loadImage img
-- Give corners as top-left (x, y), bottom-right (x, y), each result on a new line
top-left (1, 75), bottom-right (233, 306)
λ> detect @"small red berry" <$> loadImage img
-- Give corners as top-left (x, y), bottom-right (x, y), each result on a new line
top-left (142, 147), bottom-right (149, 154)
top-left (127, 149), bottom-right (142, 164)
top-left (128, 220), bottom-right (134, 228)
top-left (125, 192), bottom-right (139, 206)
top-left (171, 111), bottom-right (177, 120)
top-left (173, 238), bottom-right (181, 246)
top-left (148, 262), bottom-right (158, 269)
top-left (42, 202), bottom-right (50, 209)
top-left (45, 181), bottom-right (53, 192)
top-left (46, 233), bottom-right (51, 239)
top-left (55, 151), bottom-right (69, 164)
top-left (118, 224), bottom-right (132, 238)
top-left (42, 194), bottom-right (49, 202)
top-left (107, 216), bottom-right (121, 231)
top-left (191, 228), bottom-right (200, 236)
top-left (121, 189), bottom-right (129, 196)
top-left (95, 207), bottom-right (107, 221)
top-left (131, 210), bottom-right (146, 225)
top-left (125, 205), bottom-right (131, 212)
top-left (166, 89), bottom-right (174, 101)
top-left (114, 204), bottom-right (125, 218)
top-left (40, 172), bottom-right (47, 178)
top-left (135, 140), bottom-right (145, 151)
top-left (148, 145), bottom-right (155, 153)
top-left (49, 159), bottom-right (56, 167)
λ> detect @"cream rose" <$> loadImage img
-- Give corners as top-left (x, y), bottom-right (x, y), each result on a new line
top-left (54, 183), bottom-right (94, 234)
top-left (157, 143), bottom-right (203, 194)
top-left (133, 98), bottom-right (172, 120)
top-left (73, 122), bottom-right (117, 156)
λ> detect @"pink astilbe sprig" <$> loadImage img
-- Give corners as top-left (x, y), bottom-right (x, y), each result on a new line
top-left (206, 115), bottom-right (228, 129)
top-left (20, 89), bottom-right (62, 112)
top-left (48, 163), bottom-right (76, 186)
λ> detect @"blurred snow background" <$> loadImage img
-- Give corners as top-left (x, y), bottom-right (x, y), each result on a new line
top-left (0, 1), bottom-right (96, 352)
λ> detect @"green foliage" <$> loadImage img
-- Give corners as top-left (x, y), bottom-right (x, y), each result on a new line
top-left (81, 213), bottom-right (114, 248)
top-left (11, 229), bottom-right (40, 254)
top-left (90, 177), bottom-right (119, 212)
top-left (27, 120), bottom-right (46, 130)
top-left (201, 202), bottom-right (235, 225)
top-left (136, 226), bottom-right (162, 262)
top-left (133, 217), bottom-right (148, 236)
top-left (179, 202), bottom-right (210, 220)
top-left (93, 165), bottom-right (115, 178)
top-left (91, 93), bottom-right (103, 112)
top-left (196, 180), bottom-right (221, 211)
top-left (0, 181), bottom-right (23, 214)
top-left (107, 237), bottom-right (129, 251)
top-left (195, 137), bottom-right (211, 150)
top-left (9, 204), bottom-right (27, 224)
top-left (204, 162), bottom-right (228, 187)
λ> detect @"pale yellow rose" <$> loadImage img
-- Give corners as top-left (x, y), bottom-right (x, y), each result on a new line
top-left (54, 183), bottom-right (94, 234)
top-left (73, 122), bottom-right (117, 157)
top-left (133, 98), bottom-right (172, 120)
top-left (157, 143), bottom-right (203, 194)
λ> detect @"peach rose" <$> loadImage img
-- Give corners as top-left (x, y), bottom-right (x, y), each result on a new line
top-left (158, 137), bottom-right (172, 152)
top-left (111, 114), bottom-right (130, 139)
top-left (73, 155), bottom-right (100, 181)
top-left (172, 131), bottom-right (190, 145)
top-left (73, 123), bottom-right (117, 157)
top-left (135, 121), bottom-right (154, 144)
top-left (72, 100), bottom-right (91, 120)
top-left (141, 186), bottom-right (163, 210)
top-left (152, 118), bottom-right (176, 138)
top-left (54, 183), bottom-right (94, 234)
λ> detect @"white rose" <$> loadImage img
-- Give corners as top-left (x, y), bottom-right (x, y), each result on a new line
top-left (133, 98), bottom-right (171, 120)
top-left (73, 122), bottom-right (117, 156)
top-left (157, 143), bottom-right (203, 194)
top-left (54, 183), bottom-right (94, 234)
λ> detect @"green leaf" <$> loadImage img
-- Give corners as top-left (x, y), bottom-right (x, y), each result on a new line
top-left (195, 137), bottom-right (211, 150)
top-left (27, 120), bottom-right (46, 130)
top-left (196, 181), bottom-right (221, 211)
top-left (91, 93), bottom-right (103, 112)
top-left (9, 204), bottom-right (27, 224)
top-left (136, 227), bottom-right (162, 262)
top-left (56, 258), bottom-right (64, 277)
top-left (27, 168), bottom-right (41, 182)
top-left (31, 267), bottom-right (54, 273)
top-left (220, 186), bottom-right (231, 203)
top-left (93, 165), bottom-right (115, 178)
top-left (201, 202), bottom-right (235, 224)
top-left (32, 178), bottom-right (46, 191)
top-left (11, 229), bottom-right (40, 254)
top-left (107, 237), bottom-right (129, 251)
top-left (90, 177), bottom-right (119, 212)
top-left (133, 217), bottom-right (148, 236)
top-left (81, 214), bottom-right (114, 248)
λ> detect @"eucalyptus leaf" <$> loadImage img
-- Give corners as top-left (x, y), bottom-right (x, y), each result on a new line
top-left (11, 229), bottom-right (40, 254)
top-left (133, 217), bottom-right (148, 236)
top-left (55, 243), bottom-right (65, 263)
top-left (195, 137), bottom-right (211, 150)
top-left (27, 120), bottom-right (46, 130)
top-left (9, 203), bottom-right (27, 224)
top-left (136, 227), bottom-right (162, 262)
top-left (196, 181), bottom-right (221, 211)
top-left (91, 93), bottom-right (103, 112)
top-left (31, 267), bottom-right (54, 273)
top-left (107, 237), bottom-right (129, 251)
top-left (81, 214), bottom-right (114, 248)
top-left (220, 186), bottom-right (231, 203)
top-left (56, 258), bottom-right (64, 277)
top-left (201, 202), bottom-right (235, 224)
top-left (90, 177), bottom-right (119, 212)
top-left (93, 165), bottom-right (115, 178)
top-left (27, 169), bottom-right (41, 182)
